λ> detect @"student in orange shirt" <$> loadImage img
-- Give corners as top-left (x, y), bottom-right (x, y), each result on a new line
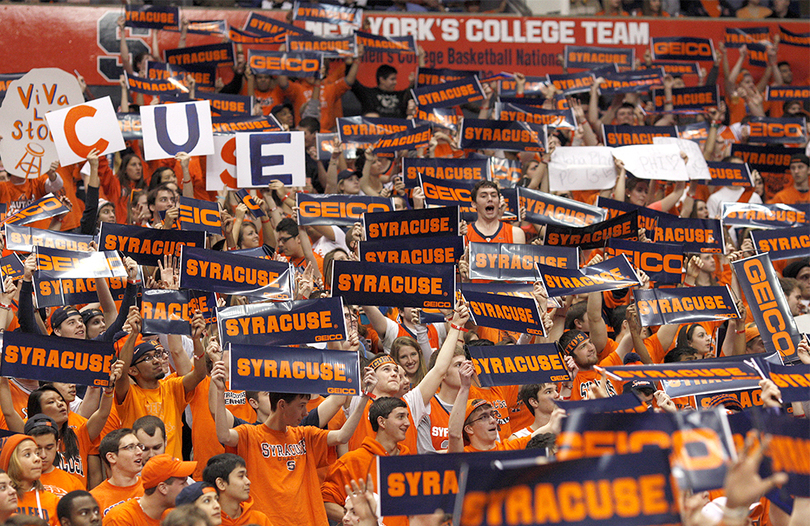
top-left (90, 429), bottom-right (144, 517)
top-left (769, 154), bottom-right (810, 205)
top-left (276, 218), bottom-right (324, 280)
top-left (447, 362), bottom-right (564, 453)
top-left (322, 398), bottom-right (411, 525)
top-left (114, 308), bottom-right (208, 460)
top-left (211, 361), bottom-right (375, 526)
top-left (509, 383), bottom-right (561, 439)
top-left (24, 415), bottom-right (83, 498)
top-left (0, 433), bottom-right (60, 524)
top-left (559, 329), bottom-right (626, 401)
top-left (132, 416), bottom-right (167, 463)
top-left (174, 482), bottom-right (221, 526)
top-left (55, 490), bottom-right (101, 526)
top-left (103, 455), bottom-right (196, 526)
top-left (201, 454), bottom-right (273, 526)
top-left (416, 347), bottom-right (466, 454)
top-left (0, 472), bottom-right (18, 523)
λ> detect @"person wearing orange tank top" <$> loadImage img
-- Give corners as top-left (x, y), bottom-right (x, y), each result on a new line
top-left (466, 180), bottom-right (525, 244)
top-left (416, 347), bottom-right (467, 453)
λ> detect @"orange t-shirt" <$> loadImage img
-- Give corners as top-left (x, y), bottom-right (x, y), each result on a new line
top-left (189, 376), bottom-right (257, 481)
top-left (16, 488), bottom-right (60, 526)
top-left (466, 222), bottom-right (514, 244)
top-left (103, 497), bottom-right (160, 526)
top-left (116, 376), bottom-right (194, 459)
top-left (469, 384), bottom-right (519, 441)
top-left (569, 352), bottom-right (622, 401)
top-left (768, 185), bottom-right (810, 205)
top-left (300, 78), bottom-right (351, 133)
top-left (234, 423), bottom-right (332, 526)
top-left (347, 396), bottom-right (420, 454)
top-left (90, 478), bottom-right (143, 517)
top-left (0, 380), bottom-right (31, 430)
top-left (221, 498), bottom-right (275, 526)
top-left (40, 467), bottom-right (84, 497)
top-left (464, 434), bottom-right (532, 452)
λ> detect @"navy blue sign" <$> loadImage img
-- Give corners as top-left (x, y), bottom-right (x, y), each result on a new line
top-left (564, 45), bottom-right (635, 69)
top-left (605, 238), bottom-right (682, 284)
top-left (401, 157), bottom-right (488, 188)
top-left (178, 196), bottom-right (221, 234)
top-left (469, 242), bottom-right (579, 281)
top-left (600, 68), bottom-right (665, 96)
top-left (705, 161), bottom-right (753, 186)
top-left (416, 68), bottom-right (479, 87)
top-left (355, 31), bottom-right (416, 54)
top-left (634, 286), bottom-right (738, 327)
top-left (99, 223), bottom-right (205, 267)
top-left (653, 214), bottom-right (722, 253)
top-left (556, 392), bottom-right (647, 413)
top-left (602, 125), bottom-right (679, 147)
top-left (412, 76), bottom-right (484, 110)
top-left (652, 85), bottom-right (719, 113)
top-left (360, 235), bottom-right (462, 265)
top-left (229, 344), bottom-right (359, 395)
top-left (5, 225), bottom-right (93, 253)
top-left (125, 5), bottom-right (179, 30)
top-left (331, 260), bottom-right (455, 309)
top-left (538, 254), bottom-right (640, 297)
top-left (518, 186), bottom-right (605, 228)
top-left (459, 118), bottom-right (546, 152)
top-left (419, 174), bottom-right (477, 214)
top-left (218, 297), bottom-right (346, 347)
top-left (547, 71), bottom-right (595, 95)
top-left (463, 288), bottom-right (546, 337)
top-left (298, 194), bottom-right (394, 227)
top-left (141, 289), bottom-right (214, 336)
top-left (1, 331), bottom-right (116, 387)
top-left (468, 343), bottom-right (569, 386)
top-left (247, 50), bottom-right (323, 79)
top-left (165, 42), bottom-right (234, 69)
top-left (195, 91), bottom-right (252, 117)
top-left (293, 2), bottom-right (362, 26)
top-left (364, 205), bottom-right (459, 240)
top-left (651, 36), bottom-right (714, 61)
top-left (180, 246), bottom-right (293, 300)
top-left (759, 362), bottom-right (810, 403)
top-left (374, 125), bottom-right (431, 155)
top-left (545, 210), bottom-right (639, 250)
top-left (661, 352), bottom-right (783, 398)
top-left (722, 202), bottom-right (809, 229)
top-left (337, 116), bottom-right (413, 149)
top-left (33, 277), bottom-right (127, 308)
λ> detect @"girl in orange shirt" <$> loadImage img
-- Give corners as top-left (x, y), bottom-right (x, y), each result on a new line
top-left (0, 434), bottom-right (60, 525)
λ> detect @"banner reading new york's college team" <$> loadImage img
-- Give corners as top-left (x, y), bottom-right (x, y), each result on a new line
top-left (463, 288), bottom-right (546, 337)
top-left (469, 242), bottom-right (578, 281)
top-left (634, 286), bottom-right (739, 327)
top-left (99, 223), bottom-right (206, 266)
top-left (180, 246), bottom-right (294, 300)
top-left (364, 206), bottom-right (459, 240)
top-left (332, 260), bottom-right (455, 309)
top-left (468, 343), bottom-right (569, 386)
top-left (218, 297), bottom-right (346, 347)
top-left (1, 331), bottom-right (116, 387)
top-left (538, 254), bottom-right (639, 297)
top-left (230, 344), bottom-right (359, 395)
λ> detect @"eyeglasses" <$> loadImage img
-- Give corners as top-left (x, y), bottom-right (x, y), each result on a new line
top-left (118, 443), bottom-right (146, 453)
top-left (134, 349), bottom-right (168, 365)
top-left (277, 236), bottom-right (294, 244)
top-left (467, 411), bottom-right (498, 425)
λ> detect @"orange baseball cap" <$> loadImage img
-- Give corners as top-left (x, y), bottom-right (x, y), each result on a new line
top-left (141, 454), bottom-right (197, 489)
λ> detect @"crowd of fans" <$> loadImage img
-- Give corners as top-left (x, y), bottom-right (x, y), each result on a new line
top-left (0, 2), bottom-right (808, 526)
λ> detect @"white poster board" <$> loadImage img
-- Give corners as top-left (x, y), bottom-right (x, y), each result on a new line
top-left (612, 143), bottom-right (689, 181)
top-left (140, 100), bottom-right (214, 161)
top-left (45, 96), bottom-right (125, 167)
top-left (206, 133), bottom-right (237, 191)
top-left (548, 146), bottom-right (616, 192)
top-left (235, 131), bottom-right (306, 188)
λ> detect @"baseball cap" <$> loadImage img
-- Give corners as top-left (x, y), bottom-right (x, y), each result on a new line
top-left (464, 399), bottom-right (491, 424)
top-left (744, 323), bottom-right (761, 343)
top-left (131, 340), bottom-right (160, 366)
top-left (790, 153), bottom-right (810, 167)
top-left (141, 454), bottom-right (197, 489)
top-left (50, 306), bottom-right (81, 333)
top-left (337, 169), bottom-right (358, 182)
top-left (23, 414), bottom-right (58, 436)
top-left (175, 481), bottom-right (216, 507)
top-left (81, 308), bottom-right (104, 326)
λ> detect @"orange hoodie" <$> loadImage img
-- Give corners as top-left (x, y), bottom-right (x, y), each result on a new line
top-left (220, 497), bottom-right (274, 526)
top-left (321, 437), bottom-right (409, 526)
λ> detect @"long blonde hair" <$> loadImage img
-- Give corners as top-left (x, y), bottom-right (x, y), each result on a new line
top-left (391, 337), bottom-right (427, 387)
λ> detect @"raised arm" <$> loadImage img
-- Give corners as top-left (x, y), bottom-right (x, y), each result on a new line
top-left (447, 361), bottom-right (474, 453)
top-left (211, 360), bottom-right (240, 447)
top-left (182, 311), bottom-right (209, 395)
top-left (326, 368), bottom-right (375, 446)
top-left (86, 360), bottom-right (124, 439)
top-left (115, 306), bottom-right (141, 404)
top-left (416, 301), bottom-right (469, 406)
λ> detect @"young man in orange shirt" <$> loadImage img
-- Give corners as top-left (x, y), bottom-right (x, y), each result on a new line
top-left (103, 454), bottom-right (195, 526)
top-left (466, 180), bottom-right (525, 244)
top-left (509, 383), bottom-right (561, 439)
top-left (768, 154), bottom-right (810, 205)
top-left (90, 429), bottom-right (144, 517)
top-left (447, 362), bottom-right (563, 453)
top-left (114, 310), bottom-right (208, 459)
top-left (211, 362), bottom-right (375, 526)
top-left (322, 397), bottom-right (411, 526)
top-left (202, 453), bottom-right (273, 526)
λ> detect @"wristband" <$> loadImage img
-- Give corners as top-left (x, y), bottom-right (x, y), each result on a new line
top-left (451, 323), bottom-right (469, 333)
top-left (736, 329), bottom-right (746, 334)
top-left (103, 391), bottom-right (114, 398)
top-left (682, 282), bottom-right (695, 287)
top-left (128, 279), bottom-right (142, 286)
top-left (364, 391), bottom-right (376, 400)
top-left (261, 217), bottom-right (270, 223)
